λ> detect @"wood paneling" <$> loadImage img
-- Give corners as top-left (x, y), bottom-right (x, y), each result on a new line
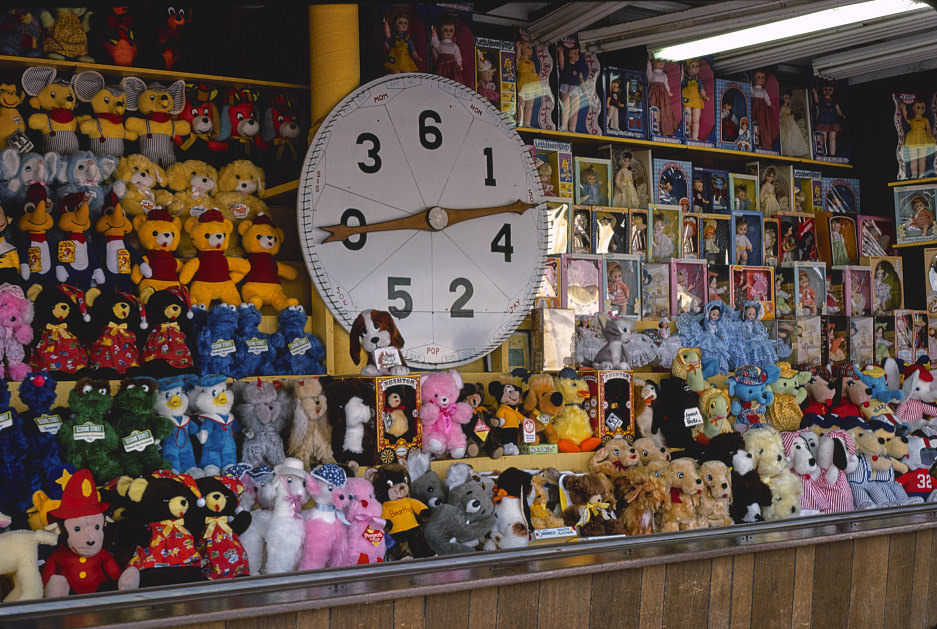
top-left (330, 599), bottom-right (394, 628)
top-left (707, 556), bottom-right (733, 628)
top-left (538, 576), bottom-right (591, 629)
top-left (467, 586), bottom-right (499, 629)
top-left (590, 569), bottom-right (641, 628)
top-left (792, 545), bottom-right (816, 629)
top-left (752, 549), bottom-right (796, 629)
top-left (884, 532), bottom-right (915, 629)
top-left (662, 559), bottom-right (712, 629)
top-left (640, 563), bottom-right (667, 628)
top-left (848, 536), bottom-right (888, 629)
top-left (910, 528), bottom-right (933, 629)
top-left (729, 553), bottom-right (754, 629)
top-left (812, 539), bottom-right (854, 629)
top-left (496, 581), bottom-right (541, 629)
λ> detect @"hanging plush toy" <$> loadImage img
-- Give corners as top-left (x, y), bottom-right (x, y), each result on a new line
top-left (141, 7), bottom-right (193, 71)
top-left (232, 303), bottom-right (282, 378)
top-left (192, 374), bottom-right (240, 475)
top-left (122, 77), bottom-right (190, 168)
top-left (179, 208), bottom-right (250, 306)
top-left (21, 66), bottom-right (80, 155)
top-left (85, 290), bottom-right (147, 378)
top-left (94, 189), bottom-right (138, 292)
top-left (273, 305), bottom-right (325, 376)
top-left (260, 91), bottom-right (303, 179)
top-left (217, 88), bottom-right (267, 159)
top-left (27, 283), bottom-right (90, 378)
top-left (18, 182), bottom-right (56, 287)
top-left (73, 71), bottom-right (136, 158)
top-left (110, 377), bottom-right (173, 477)
top-left (57, 378), bottom-right (121, 482)
top-left (142, 286), bottom-right (195, 377)
top-left (237, 213), bottom-right (299, 311)
top-left (175, 83), bottom-right (228, 162)
top-left (54, 192), bottom-right (104, 291)
top-left (0, 82), bottom-right (30, 151)
top-left (130, 208), bottom-right (183, 301)
top-left (194, 474), bottom-right (251, 580)
top-left (155, 376), bottom-right (198, 474)
top-left (38, 9), bottom-right (93, 63)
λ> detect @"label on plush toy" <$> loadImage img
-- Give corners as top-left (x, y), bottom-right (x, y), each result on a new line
top-left (73, 422), bottom-right (106, 442)
top-left (683, 407), bottom-right (704, 427)
top-left (232, 203), bottom-right (250, 220)
top-left (211, 339), bottom-right (236, 357)
top-left (0, 411), bottom-right (11, 432)
top-left (289, 337), bottom-right (311, 356)
top-left (362, 526), bottom-right (385, 546)
top-left (28, 247), bottom-right (42, 272)
top-left (122, 429), bottom-right (155, 452)
top-left (7, 129), bottom-right (33, 153)
top-left (605, 413), bottom-right (623, 431)
top-left (246, 337), bottom-right (268, 355)
top-left (58, 240), bottom-right (75, 264)
top-left (473, 417), bottom-right (490, 441)
top-left (140, 200), bottom-right (155, 212)
top-left (189, 205), bottom-right (208, 218)
top-left (117, 249), bottom-right (131, 273)
top-left (522, 417), bottom-right (537, 443)
top-left (34, 414), bottom-right (62, 434)
top-left (374, 346), bottom-right (403, 370)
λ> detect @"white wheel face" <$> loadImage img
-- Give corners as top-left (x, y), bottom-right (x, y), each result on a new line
top-left (299, 74), bottom-right (547, 369)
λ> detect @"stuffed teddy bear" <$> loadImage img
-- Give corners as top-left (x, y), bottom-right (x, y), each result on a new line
top-left (54, 192), bottom-right (104, 291)
top-left (58, 378), bottom-right (121, 482)
top-left (18, 372), bottom-right (71, 501)
top-left (349, 309), bottom-right (409, 377)
top-left (21, 66), bottom-right (79, 154)
top-left (155, 376), bottom-right (198, 474)
top-left (286, 378), bottom-right (334, 469)
top-left (175, 84), bottom-right (228, 162)
top-left (232, 303), bottom-right (282, 378)
top-left (85, 290), bottom-right (146, 378)
top-left (488, 377), bottom-right (525, 456)
top-left (110, 377), bottom-right (173, 477)
top-left (38, 9), bottom-right (93, 62)
top-left (18, 182), bottom-right (57, 287)
top-left (53, 151), bottom-right (117, 221)
top-left (130, 208), bottom-right (183, 300)
top-left (424, 478), bottom-right (497, 554)
top-left (179, 209), bottom-right (250, 306)
top-left (551, 367), bottom-right (599, 453)
top-left (299, 463), bottom-right (350, 570)
top-left (192, 374), bottom-right (239, 475)
top-left (728, 364), bottom-right (781, 433)
top-left (194, 474), bottom-right (251, 580)
top-left (166, 158), bottom-right (217, 258)
top-left (274, 305), bottom-right (326, 376)
top-left (340, 476), bottom-right (386, 565)
top-left (484, 467), bottom-right (534, 550)
top-left (194, 303), bottom-right (237, 376)
top-left (765, 362), bottom-right (810, 432)
top-left (123, 77), bottom-right (190, 167)
top-left (214, 159), bottom-right (268, 234)
top-left (217, 89), bottom-right (267, 159)
top-left (112, 153), bottom-right (173, 221)
top-left (0, 148), bottom-right (58, 204)
top-left (561, 472), bottom-right (624, 537)
top-left (406, 449), bottom-right (447, 509)
top-left (42, 468), bottom-right (134, 597)
top-left (237, 213), bottom-right (299, 310)
top-left (0, 82), bottom-right (29, 151)
top-left (0, 283), bottom-right (33, 381)
top-left (118, 471), bottom-right (205, 589)
top-left (141, 286), bottom-right (195, 377)
top-left (93, 189), bottom-right (140, 292)
top-left (27, 283), bottom-right (90, 377)
top-left (368, 462), bottom-right (433, 559)
top-left (232, 378), bottom-right (287, 469)
top-left (0, 526), bottom-right (59, 602)
top-left (457, 381), bottom-right (503, 459)
top-left (0, 203), bottom-right (20, 286)
top-left (419, 370), bottom-right (473, 459)
top-left (633, 437), bottom-right (671, 466)
top-left (73, 71), bottom-right (135, 158)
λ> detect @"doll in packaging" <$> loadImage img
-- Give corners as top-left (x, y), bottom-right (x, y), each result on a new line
top-left (383, 7), bottom-right (424, 75)
top-left (811, 78), bottom-right (848, 161)
top-left (750, 69), bottom-right (779, 153)
top-left (555, 36), bottom-right (599, 134)
top-left (780, 88), bottom-right (811, 159)
top-left (893, 92), bottom-right (936, 180)
top-left (515, 30), bottom-right (554, 130)
top-left (647, 55), bottom-right (680, 141)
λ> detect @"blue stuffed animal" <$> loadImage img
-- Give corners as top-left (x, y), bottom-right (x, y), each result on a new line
top-left (155, 375), bottom-right (200, 473)
top-left (192, 373), bottom-right (240, 474)
top-left (232, 303), bottom-right (282, 378)
top-left (0, 377), bottom-right (36, 522)
top-left (53, 150), bottom-right (118, 221)
top-left (196, 303), bottom-right (238, 376)
top-left (859, 364), bottom-right (903, 404)
top-left (728, 364), bottom-right (781, 433)
top-left (274, 305), bottom-right (325, 376)
top-left (18, 372), bottom-right (72, 499)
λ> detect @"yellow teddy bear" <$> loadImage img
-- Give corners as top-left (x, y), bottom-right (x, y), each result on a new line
top-left (113, 154), bottom-right (173, 217)
top-left (178, 209), bottom-right (250, 306)
top-left (237, 213), bottom-right (298, 311)
top-left (130, 208), bottom-right (183, 301)
top-left (166, 159), bottom-right (218, 258)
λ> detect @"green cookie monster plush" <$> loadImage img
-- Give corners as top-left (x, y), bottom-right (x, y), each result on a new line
top-left (58, 378), bottom-right (122, 482)
top-left (110, 377), bottom-right (175, 477)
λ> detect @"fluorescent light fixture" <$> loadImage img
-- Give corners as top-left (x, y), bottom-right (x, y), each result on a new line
top-left (653, 0), bottom-right (928, 61)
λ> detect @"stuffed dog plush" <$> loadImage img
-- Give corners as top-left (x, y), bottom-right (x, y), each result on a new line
top-left (349, 309), bottom-right (409, 376)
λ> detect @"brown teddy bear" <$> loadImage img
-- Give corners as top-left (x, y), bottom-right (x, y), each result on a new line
top-left (561, 472), bottom-right (624, 537)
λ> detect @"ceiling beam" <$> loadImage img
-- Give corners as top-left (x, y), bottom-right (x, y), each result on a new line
top-left (813, 30), bottom-right (937, 79)
top-left (527, 1), bottom-right (632, 44)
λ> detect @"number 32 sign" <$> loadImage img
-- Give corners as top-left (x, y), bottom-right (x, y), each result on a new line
top-left (299, 74), bottom-right (548, 370)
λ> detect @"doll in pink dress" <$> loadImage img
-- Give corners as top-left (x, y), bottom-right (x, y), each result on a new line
top-left (431, 16), bottom-right (463, 83)
top-left (647, 57), bottom-right (677, 137)
top-left (799, 270), bottom-right (817, 315)
top-left (750, 70), bottom-right (778, 150)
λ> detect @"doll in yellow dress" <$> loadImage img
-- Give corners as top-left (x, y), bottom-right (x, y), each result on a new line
top-left (515, 39), bottom-right (539, 127)
top-left (902, 98), bottom-right (936, 179)
top-left (383, 10), bottom-right (421, 74)
top-left (681, 58), bottom-right (708, 141)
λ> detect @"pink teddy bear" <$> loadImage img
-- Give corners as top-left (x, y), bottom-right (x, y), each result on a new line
top-left (0, 284), bottom-right (34, 381)
top-left (419, 370), bottom-right (473, 459)
top-left (299, 463), bottom-right (349, 571)
top-left (340, 476), bottom-right (387, 566)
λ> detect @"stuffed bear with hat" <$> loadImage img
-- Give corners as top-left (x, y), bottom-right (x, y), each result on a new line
top-left (194, 474), bottom-right (251, 580)
top-left (179, 208), bottom-right (250, 307)
top-left (237, 212), bottom-right (298, 311)
top-left (141, 286), bottom-right (196, 378)
top-left (85, 290), bottom-right (147, 379)
top-left (27, 283), bottom-right (90, 378)
top-left (192, 374), bottom-right (240, 475)
top-left (130, 207), bottom-right (184, 301)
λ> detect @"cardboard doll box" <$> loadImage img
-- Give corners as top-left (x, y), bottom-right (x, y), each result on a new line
top-left (893, 310), bottom-right (930, 363)
top-left (531, 307), bottom-right (576, 372)
top-left (835, 265), bottom-right (872, 317)
top-left (629, 208), bottom-right (650, 260)
top-left (862, 256), bottom-right (905, 315)
top-left (592, 208), bottom-right (630, 255)
top-left (894, 183), bottom-right (937, 246)
top-left (746, 162), bottom-right (793, 214)
top-left (823, 315), bottom-right (850, 366)
top-left (715, 79), bottom-right (752, 152)
top-left (603, 66), bottom-right (646, 139)
top-left (680, 213), bottom-right (700, 259)
top-left (693, 167), bottom-right (730, 213)
top-left (793, 261), bottom-right (827, 317)
top-left (730, 265), bottom-right (775, 319)
top-left (826, 268), bottom-right (844, 316)
top-left (679, 57), bottom-right (716, 148)
top-left (778, 211), bottom-right (819, 266)
top-left (580, 369), bottom-right (633, 443)
top-left (475, 37), bottom-right (516, 122)
top-left (793, 316), bottom-right (823, 367)
top-left (560, 254), bottom-right (603, 316)
top-left (570, 205), bottom-right (595, 253)
top-left (647, 57), bottom-right (683, 145)
top-left (810, 76), bottom-right (850, 164)
top-left (731, 210), bottom-right (764, 266)
top-left (729, 172), bottom-right (758, 213)
top-left (534, 138), bottom-right (574, 198)
top-left (821, 177), bottom-right (860, 214)
top-left (749, 68), bottom-right (781, 156)
top-left (670, 258), bottom-right (707, 316)
top-left (547, 199), bottom-right (572, 254)
top-left (602, 254), bottom-right (643, 318)
top-left (643, 262), bottom-right (672, 319)
top-left (926, 247), bottom-right (937, 314)
top-left (763, 217), bottom-right (780, 267)
top-left (850, 316), bottom-right (874, 366)
top-left (874, 315), bottom-right (896, 364)
top-left (699, 214), bottom-right (732, 267)
top-left (535, 255), bottom-right (562, 309)
top-left (337, 376), bottom-right (423, 465)
top-left (652, 159), bottom-right (692, 209)
top-left (815, 212), bottom-right (859, 268)
top-left (516, 27), bottom-right (555, 130)
top-left (575, 157), bottom-right (612, 206)
top-left (648, 204), bottom-right (682, 263)
top-left (599, 144), bottom-right (652, 210)
top-left (555, 34), bottom-right (601, 135)
top-left (858, 215), bottom-right (896, 257)
top-left (792, 169), bottom-right (823, 213)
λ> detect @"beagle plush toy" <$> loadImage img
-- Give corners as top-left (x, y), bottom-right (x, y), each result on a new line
top-left (349, 309), bottom-right (409, 376)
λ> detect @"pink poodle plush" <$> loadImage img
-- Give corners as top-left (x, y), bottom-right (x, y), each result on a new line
top-left (299, 463), bottom-right (349, 571)
top-left (419, 370), bottom-right (473, 459)
top-left (0, 284), bottom-right (34, 381)
top-left (341, 476), bottom-right (386, 566)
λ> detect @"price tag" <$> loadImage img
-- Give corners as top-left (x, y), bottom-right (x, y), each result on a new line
top-left (189, 205), bottom-right (207, 218)
top-left (34, 414), bottom-right (62, 434)
top-left (473, 417), bottom-right (490, 442)
top-left (522, 417), bottom-right (537, 443)
top-left (605, 412), bottom-right (623, 431)
top-left (246, 337), bottom-right (269, 355)
top-left (73, 422), bottom-right (106, 442)
top-left (58, 240), bottom-right (75, 263)
top-left (0, 411), bottom-right (11, 432)
top-left (117, 249), bottom-right (131, 273)
top-left (684, 407), bottom-right (704, 427)
top-left (211, 339), bottom-right (236, 357)
top-left (289, 337), bottom-right (311, 356)
top-left (122, 430), bottom-right (155, 452)
top-left (232, 203), bottom-right (250, 219)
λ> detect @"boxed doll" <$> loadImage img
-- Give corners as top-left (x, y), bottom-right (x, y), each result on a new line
top-left (381, 6), bottom-right (428, 75)
top-left (700, 214), bottom-right (732, 266)
top-left (892, 91), bottom-right (937, 180)
top-left (850, 317), bottom-right (874, 366)
top-left (581, 370), bottom-right (633, 441)
top-left (554, 35), bottom-right (601, 135)
top-left (681, 213), bottom-right (700, 259)
top-left (647, 55), bottom-right (682, 144)
top-left (731, 211), bottom-right (763, 266)
top-left (926, 247), bottom-right (937, 313)
top-left (893, 310), bottom-right (925, 363)
top-left (375, 375), bottom-right (423, 463)
top-left (816, 213), bottom-right (859, 267)
top-left (531, 308), bottom-right (576, 371)
top-left (642, 262), bottom-right (671, 318)
top-left (693, 167), bottom-right (729, 213)
top-left (775, 271), bottom-right (793, 316)
top-left (793, 262), bottom-right (826, 316)
top-left (826, 268), bottom-right (844, 316)
top-left (571, 206), bottom-right (593, 253)
top-left (778, 212), bottom-right (818, 265)
top-left (475, 37), bottom-right (516, 120)
top-left (865, 256), bottom-right (904, 315)
top-left (824, 316), bottom-right (850, 365)
top-left (534, 138), bottom-right (574, 198)
top-left (652, 158), bottom-right (692, 209)
top-left (680, 57), bottom-right (716, 147)
top-left (730, 265), bottom-right (775, 319)
top-left (716, 79), bottom-right (752, 152)
top-left (707, 264), bottom-right (731, 303)
top-left (810, 76), bottom-right (849, 163)
top-left (894, 183), bottom-right (937, 245)
top-left (749, 68), bottom-right (780, 155)
top-left (560, 254), bottom-right (603, 316)
top-left (821, 177), bottom-right (860, 214)
top-left (547, 200), bottom-right (571, 254)
top-left (780, 87), bottom-right (813, 159)
top-left (874, 316), bottom-right (896, 363)
top-left (794, 316), bottom-right (823, 367)
top-left (729, 173), bottom-right (758, 212)
top-left (601, 145), bottom-right (651, 209)
top-left (650, 204), bottom-right (681, 262)
top-left (763, 217), bottom-right (780, 267)
top-left (670, 258), bottom-right (707, 315)
top-left (603, 66), bottom-right (646, 139)
top-left (629, 208), bottom-right (649, 258)
top-left (593, 208), bottom-right (629, 254)
top-left (515, 28), bottom-right (554, 129)
top-left (836, 265), bottom-right (872, 317)
top-left (747, 162), bottom-right (792, 214)
top-left (603, 254), bottom-right (642, 317)
top-left (776, 318), bottom-right (796, 361)
top-left (535, 256), bottom-right (561, 308)
top-left (428, 4), bottom-right (475, 88)
top-left (792, 168), bottom-right (823, 213)
top-left (858, 215), bottom-right (896, 257)
top-left (913, 311), bottom-right (928, 362)
top-left (575, 157), bottom-right (612, 206)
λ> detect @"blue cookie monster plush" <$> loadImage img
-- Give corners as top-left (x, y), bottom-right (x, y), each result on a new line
top-left (18, 372), bottom-right (73, 500)
top-left (231, 303), bottom-right (283, 379)
top-left (196, 304), bottom-right (238, 376)
top-left (0, 377), bottom-right (40, 523)
top-left (274, 305), bottom-right (325, 376)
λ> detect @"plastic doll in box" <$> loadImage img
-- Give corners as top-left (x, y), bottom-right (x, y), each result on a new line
top-left (383, 9), bottom-right (422, 74)
top-left (709, 271), bottom-right (727, 302)
top-left (861, 218), bottom-right (893, 257)
top-left (647, 56), bottom-right (677, 137)
top-left (798, 222), bottom-right (818, 261)
top-left (476, 54), bottom-right (499, 106)
top-left (875, 323), bottom-right (893, 363)
top-left (751, 70), bottom-right (779, 151)
top-left (682, 217), bottom-right (698, 257)
top-left (606, 262), bottom-right (630, 313)
top-left (850, 270), bottom-right (868, 316)
top-left (580, 169), bottom-right (601, 205)
top-left (674, 268), bottom-right (703, 314)
top-left (595, 212), bottom-right (626, 254)
top-left (874, 263), bottom-right (898, 313)
top-left (798, 269), bottom-right (818, 316)
top-left (734, 184), bottom-right (751, 212)
top-left (903, 193), bottom-right (935, 236)
top-left (516, 39), bottom-right (539, 127)
top-left (693, 178), bottom-right (711, 213)
top-left (827, 322), bottom-right (847, 362)
top-left (572, 209), bottom-right (591, 252)
top-left (565, 258), bottom-right (600, 316)
top-left (631, 213), bottom-right (647, 255)
top-left (703, 220), bottom-right (720, 258)
top-left (607, 77), bottom-right (622, 131)
top-left (431, 16), bottom-right (463, 83)
top-left (537, 159), bottom-right (555, 196)
top-left (900, 97), bottom-right (935, 179)
top-left (659, 175), bottom-right (675, 204)
top-left (550, 204), bottom-right (568, 254)
top-left (830, 217), bottom-right (851, 266)
top-left (812, 80), bottom-right (846, 157)
top-left (737, 118), bottom-right (752, 151)
top-left (721, 101), bottom-right (738, 142)
top-left (780, 90), bottom-right (811, 159)
top-left (826, 277), bottom-right (841, 315)
top-left (764, 223), bottom-right (778, 267)
top-left (613, 152), bottom-right (641, 209)
top-left (556, 41), bottom-right (588, 133)
top-left (735, 220), bottom-right (753, 264)
top-left (681, 58), bottom-right (709, 141)
top-left (896, 313), bottom-right (913, 358)
top-left (760, 168), bottom-right (781, 214)
top-left (794, 188), bottom-right (806, 213)
top-left (775, 276), bottom-right (792, 315)
top-left (653, 212), bottom-right (676, 260)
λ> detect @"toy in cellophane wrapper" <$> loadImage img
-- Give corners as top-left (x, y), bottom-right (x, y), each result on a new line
top-left (428, 3), bottom-right (475, 89)
top-left (763, 217), bottom-right (780, 267)
top-left (642, 262), bottom-right (670, 319)
top-left (601, 145), bottom-right (651, 210)
top-left (593, 209), bottom-right (629, 255)
top-left (778, 212), bottom-right (818, 265)
top-left (749, 68), bottom-right (780, 156)
top-left (716, 79), bottom-right (751, 152)
top-left (858, 215), bottom-right (896, 257)
top-left (629, 209), bottom-right (649, 259)
top-left (692, 167), bottom-right (729, 213)
top-left (554, 34), bottom-right (601, 135)
top-left (534, 138), bottom-right (573, 198)
top-left (794, 317), bottom-right (822, 368)
top-left (571, 206), bottom-right (593, 253)
top-left (680, 57), bottom-right (715, 148)
top-left (793, 262), bottom-right (827, 316)
top-left (602, 255), bottom-right (641, 318)
top-left (652, 159), bottom-right (691, 209)
top-left (731, 211), bottom-right (763, 266)
top-left (515, 27), bottom-right (554, 130)
top-left (649, 204), bottom-right (681, 263)
top-left (810, 76), bottom-right (849, 164)
top-left (547, 201), bottom-right (571, 254)
top-left (647, 55), bottom-right (682, 144)
top-left (729, 173), bottom-right (758, 212)
top-left (575, 157), bottom-right (611, 206)
top-left (867, 256), bottom-right (904, 315)
top-left (700, 214), bottom-right (731, 266)
top-left (476, 37), bottom-right (516, 121)
top-left (925, 247), bottom-right (937, 315)
top-left (670, 258), bottom-right (706, 316)
top-left (894, 184), bottom-right (937, 246)
top-left (535, 256), bottom-right (561, 308)
top-left (892, 91), bottom-right (937, 181)
top-left (826, 268), bottom-right (844, 316)
top-left (816, 213), bottom-right (858, 267)
top-left (681, 214), bottom-right (699, 259)
top-left (780, 87), bottom-right (812, 159)
top-left (561, 254), bottom-right (602, 317)
top-left (730, 265), bottom-right (774, 319)
top-left (821, 177), bottom-right (860, 214)
top-left (824, 316), bottom-right (849, 366)
top-left (850, 317), bottom-right (874, 366)
top-left (603, 66), bottom-right (646, 140)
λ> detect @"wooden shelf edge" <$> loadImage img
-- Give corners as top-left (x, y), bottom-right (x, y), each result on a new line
top-left (888, 175), bottom-right (937, 187)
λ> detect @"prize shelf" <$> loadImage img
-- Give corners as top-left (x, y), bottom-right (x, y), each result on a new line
top-left (519, 127), bottom-right (854, 169)
top-left (888, 175), bottom-right (937, 187)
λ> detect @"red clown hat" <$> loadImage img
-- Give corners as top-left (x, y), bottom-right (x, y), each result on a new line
top-left (48, 469), bottom-right (109, 520)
